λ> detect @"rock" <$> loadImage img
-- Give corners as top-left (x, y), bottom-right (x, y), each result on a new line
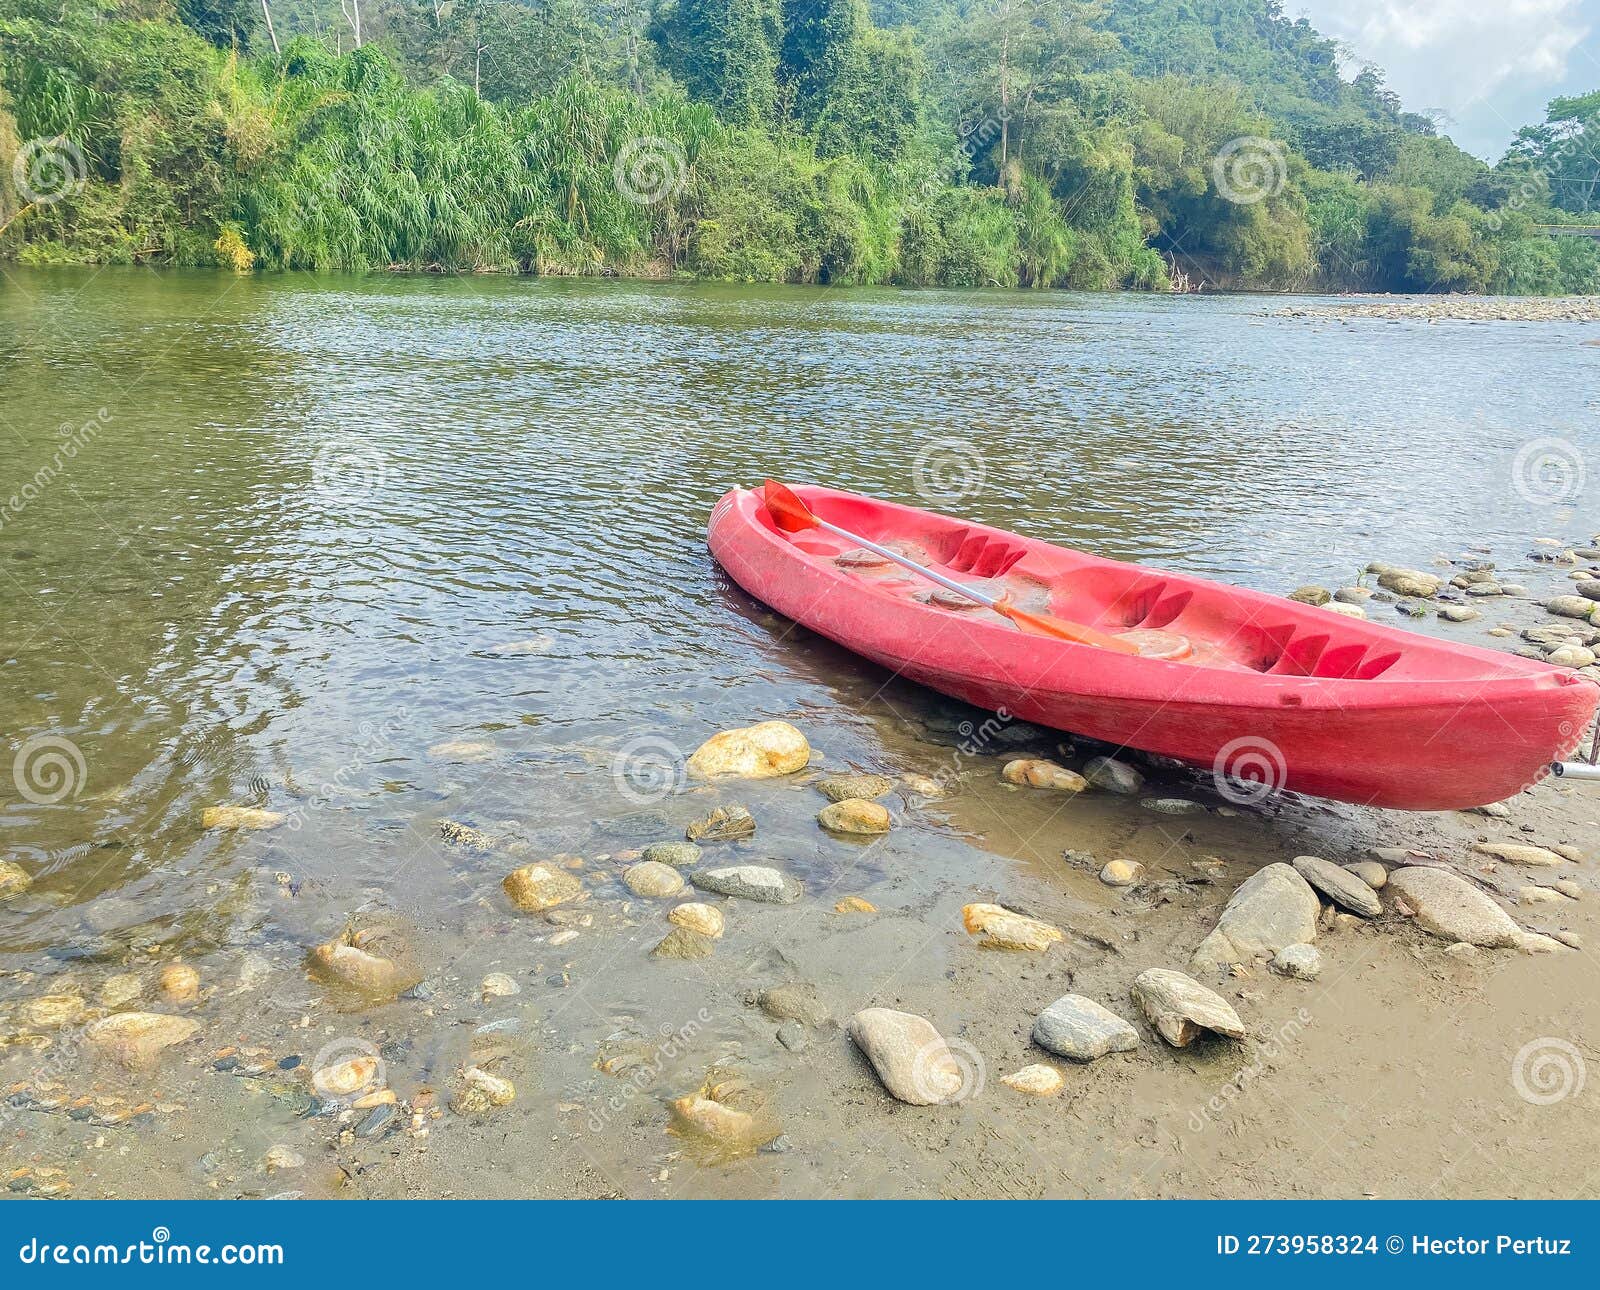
top-left (1463, 583), bottom-right (1503, 597)
top-left (1099, 859), bottom-right (1145, 887)
top-left (201, 805), bottom-right (283, 831)
top-left (1191, 863), bottom-right (1321, 970)
top-left (1555, 930), bottom-right (1584, 949)
top-left (642, 842), bottom-right (701, 868)
top-left (667, 1078), bottom-right (779, 1150)
top-left (1519, 885), bottom-right (1570, 905)
top-left (961, 902), bottom-right (1063, 951)
top-left (158, 963), bottom-right (200, 1006)
top-left (1444, 942), bottom-right (1480, 962)
top-left (1287, 586), bottom-right (1331, 605)
top-left (1324, 601), bottom-right (1366, 618)
top-left (1000, 1064), bottom-right (1065, 1097)
top-left (263, 1146), bottom-right (305, 1172)
top-left (1270, 943), bottom-right (1321, 980)
top-left (100, 973), bottom-right (143, 1009)
top-left (503, 863), bottom-right (585, 912)
top-left (692, 865), bottom-right (802, 904)
top-left (1514, 931), bottom-right (1570, 955)
top-left (310, 941), bottom-right (418, 998)
top-left (1143, 797), bottom-right (1204, 814)
top-left (1081, 756), bottom-right (1144, 795)
top-left (20, 994), bottom-right (85, 1028)
top-left (757, 983), bottom-right (830, 1027)
top-left (1333, 587), bottom-right (1372, 604)
top-left (1131, 969), bottom-right (1245, 1047)
top-left (1377, 568), bottom-right (1441, 598)
top-left (1555, 879), bottom-right (1582, 899)
top-left (480, 972), bottom-right (520, 998)
top-left (1001, 759), bottom-right (1088, 793)
top-left (312, 1055), bottom-right (380, 1099)
top-left (667, 902), bottom-right (724, 938)
top-left (1554, 844), bottom-right (1585, 862)
top-left (1576, 579), bottom-right (1600, 601)
top-left (814, 773), bottom-right (894, 802)
top-left (817, 799), bottom-right (892, 835)
top-left (1548, 645), bottom-right (1597, 668)
top-left (1343, 860), bottom-right (1387, 890)
top-left (847, 1008), bottom-right (968, 1105)
top-left (1500, 584), bottom-right (1530, 597)
top-left (623, 861), bottom-right (685, 898)
top-left (426, 739), bottom-right (495, 762)
top-left (439, 820), bottom-right (498, 849)
top-left (1470, 841), bottom-right (1566, 867)
top-left (775, 1021), bottom-right (807, 1052)
top-left (452, 1066), bottom-right (515, 1114)
top-left (1472, 801), bottom-right (1513, 819)
top-left (1292, 855), bottom-right (1382, 917)
top-left (85, 1012), bottom-right (201, 1069)
top-left (901, 773), bottom-right (945, 797)
top-left (651, 926), bottom-right (716, 960)
top-left (0, 860), bottom-right (32, 902)
top-left (1032, 995), bottom-right (1139, 1061)
top-left (685, 804), bottom-right (756, 842)
top-left (1394, 600), bottom-right (1428, 618)
top-left (833, 896), bottom-right (876, 914)
top-left (1547, 595), bottom-right (1598, 621)
top-left (685, 721), bottom-right (810, 779)
top-left (1439, 605), bottom-right (1479, 623)
top-left (1387, 866), bottom-right (1521, 947)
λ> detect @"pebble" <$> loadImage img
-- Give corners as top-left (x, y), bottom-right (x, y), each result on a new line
top-left (1270, 943), bottom-right (1321, 980)
top-left (201, 805), bottom-right (284, 830)
top-left (685, 804), bottom-right (756, 842)
top-left (1287, 585), bottom-right (1330, 605)
top-left (1470, 841), bottom-right (1566, 867)
top-left (100, 973), bottom-right (143, 1009)
top-left (1000, 1064), bottom-right (1066, 1097)
top-left (1032, 994), bottom-right (1139, 1061)
top-left (642, 842), bottom-right (701, 867)
top-left (651, 927), bottom-right (716, 960)
top-left (1191, 862), bottom-right (1321, 971)
top-left (1472, 801), bottom-right (1513, 819)
top-left (814, 773), bottom-right (894, 802)
top-left (481, 972), bottom-right (520, 999)
top-left (313, 1056), bottom-right (380, 1099)
top-left (1387, 866), bottom-right (1521, 947)
top-left (1099, 859), bottom-right (1145, 887)
top-left (1143, 797), bottom-right (1204, 814)
top-left (685, 721), bottom-right (810, 779)
top-left (1324, 601), bottom-right (1366, 618)
top-left (0, 860), bottom-right (32, 902)
top-left (1082, 756), bottom-right (1144, 794)
top-left (667, 1089), bottom-right (777, 1150)
top-left (1131, 968), bottom-right (1245, 1047)
top-left (623, 861), bottom-right (685, 898)
top-left (1519, 886), bottom-right (1570, 904)
top-left (834, 896), bottom-right (876, 913)
top-left (817, 799), bottom-right (892, 834)
top-left (84, 1012), bottom-right (202, 1069)
top-left (1553, 844), bottom-right (1584, 862)
top-left (692, 864), bottom-right (803, 904)
top-left (158, 963), bottom-right (200, 1006)
top-left (1555, 879), bottom-right (1582, 899)
top-left (901, 773), bottom-right (945, 797)
top-left (775, 1021), bottom-right (807, 1052)
top-left (1333, 587), bottom-right (1373, 604)
top-left (452, 1066), bottom-right (515, 1114)
top-left (502, 863), bottom-right (585, 912)
top-left (1001, 759), bottom-right (1088, 793)
top-left (355, 1103), bottom-right (399, 1138)
top-left (1377, 568), bottom-right (1441, 597)
top-left (667, 902), bottom-right (725, 938)
top-left (961, 902), bottom-right (1064, 951)
top-left (263, 1146), bottom-right (305, 1172)
top-left (1292, 855), bottom-right (1381, 917)
top-left (757, 983), bottom-right (830, 1027)
top-left (1439, 605), bottom-right (1479, 622)
top-left (1555, 930), bottom-right (1584, 949)
top-left (847, 1008), bottom-right (968, 1105)
top-left (1444, 942), bottom-right (1480, 962)
top-left (439, 820), bottom-right (498, 849)
top-left (1343, 860), bottom-right (1387, 890)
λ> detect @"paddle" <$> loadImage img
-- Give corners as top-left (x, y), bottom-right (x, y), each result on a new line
top-left (762, 480), bottom-right (1140, 654)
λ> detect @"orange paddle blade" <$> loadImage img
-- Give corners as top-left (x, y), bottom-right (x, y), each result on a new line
top-left (763, 479), bottom-right (817, 533)
top-left (997, 600), bottom-right (1141, 654)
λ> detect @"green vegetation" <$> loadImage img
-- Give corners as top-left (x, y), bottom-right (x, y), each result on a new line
top-left (2, 0), bottom-right (1597, 292)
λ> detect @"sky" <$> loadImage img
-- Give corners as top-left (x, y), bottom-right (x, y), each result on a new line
top-left (1295, 0), bottom-right (1600, 159)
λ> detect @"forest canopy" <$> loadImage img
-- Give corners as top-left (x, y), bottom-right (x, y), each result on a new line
top-left (1, 0), bottom-right (1597, 293)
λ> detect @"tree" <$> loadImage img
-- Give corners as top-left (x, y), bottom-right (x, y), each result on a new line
top-left (177, 0), bottom-right (259, 47)
top-left (651, 0), bottom-right (781, 124)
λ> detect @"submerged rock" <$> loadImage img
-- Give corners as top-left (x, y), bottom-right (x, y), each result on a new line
top-left (667, 902), bottom-right (725, 938)
top-left (100, 973), bottom-right (143, 1010)
top-left (0, 861), bottom-right (33, 902)
top-left (847, 1008), bottom-right (969, 1105)
top-left (309, 940), bottom-right (418, 998)
top-left (651, 926), bottom-right (716, 960)
top-left (642, 842), bottom-right (702, 868)
top-left (481, 972), bottom-right (520, 999)
top-left (814, 773), bottom-right (894, 803)
top-left (834, 896), bottom-right (876, 914)
top-left (817, 799), bottom-right (892, 835)
top-left (85, 1012), bottom-right (201, 1069)
top-left (1001, 1064), bottom-right (1065, 1097)
top-left (1191, 862), bottom-right (1321, 970)
top-left (961, 902), bottom-right (1063, 951)
top-left (201, 805), bottom-right (284, 831)
top-left (21, 994), bottom-right (85, 1029)
top-left (757, 983), bottom-right (830, 1027)
top-left (685, 804), bottom-right (756, 842)
top-left (668, 1073), bottom-right (780, 1152)
top-left (1002, 759), bottom-right (1088, 793)
top-left (685, 721), bottom-right (810, 779)
top-left (1131, 969), bottom-right (1245, 1047)
top-left (1470, 841), bottom-right (1566, 867)
top-left (158, 963), bottom-right (201, 1007)
top-left (452, 1066), bottom-right (515, 1114)
top-left (692, 865), bottom-right (802, 904)
top-left (502, 863), bottom-right (585, 913)
top-left (1292, 855), bottom-right (1381, 917)
top-left (439, 820), bottom-right (499, 849)
top-left (426, 739), bottom-right (496, 762)
top-left (1387, 866), bottom-right (1520, 947)
top-left (1099, 859), bottom-right (1145, 887)
top-left (623, 861), bottom-right (685, 898)
top-left (1032, 995), bottom-right (1139, 1061)
top-left (1143, 797), bottom-right (1205, 815)
top-left (312, 1056), bottom-right (381, 1100)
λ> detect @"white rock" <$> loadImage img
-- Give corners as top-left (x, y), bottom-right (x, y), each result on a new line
top-left (1191, 863), bottom-right (1321, 970)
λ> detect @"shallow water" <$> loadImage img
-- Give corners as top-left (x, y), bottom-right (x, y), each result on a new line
top-left (1, 267), bottom-right (1597, 1197)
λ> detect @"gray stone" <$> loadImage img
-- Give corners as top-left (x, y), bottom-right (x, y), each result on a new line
top-left (1387, 866), bottom-right (1521, 947)
top-left (1343, 860), bottom-right (1387, 890)
top-left (814, 774), bottom-right (894, 803)
top-left (1143, 797), bottom-right (1205, 815)
top-left (1191, 862), bottom-right (1321, 970)
top-left (776, 1021), bottom-right (808, 1051)
top-left (642, 842), bottom-right (702, 868)
top-left (1081, 756), bottom-right (1144, 795)
top-left (1131, 968), bottom-right (1245, 1047)
top-left (757, 983), bottom-right (831, 1027)
top-left (1292, 854), bottom-right (1382, 917)
top-left (1270, 943), bottom-right (1321, 980)
top-left (685, 804), bottom-right (756, 842)
top-left (692, 864), bottom-right (803, 904)
top-left (1031, 995), bottom-right (1139, 1062)
top-left (650, 927), bottom-right (716, 960)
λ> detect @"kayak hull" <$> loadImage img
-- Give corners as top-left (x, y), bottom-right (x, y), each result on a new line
top-left (707, 484), bottom-right (1598, 811)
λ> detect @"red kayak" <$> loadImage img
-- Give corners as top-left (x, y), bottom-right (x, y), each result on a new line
top-left (707, 482), bottom-right (1599, 810)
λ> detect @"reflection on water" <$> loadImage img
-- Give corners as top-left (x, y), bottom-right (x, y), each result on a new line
top-left (0, 267), bottom-right (1594, 1195)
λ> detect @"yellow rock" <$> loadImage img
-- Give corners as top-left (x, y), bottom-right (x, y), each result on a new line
top-left (502, 863), bottom-right (585, 913)
top-left (158, 964), bottom-right (200, 1007)
top-left (309, 941), bottom-right (417, 998)
top-left (201, 805), bottom-right (284, 831)
top-left (100, 973), bottom-right (143, 1009)
top-left (667, 902), bottom-right (725, 938)
top-left (313, 1055), bottom-right (380, 1099)
top-left (685, 721), bottom-right (810, 779)
top-left (84, 1012), bottom-right (201, 1069)
top-left (961, 902), bottom-right (1063, 951)
top-left (834, 896), bottom-right (877, 914)
top-left (21, 994), bottom-right (85, 1029)
top-left (0, 860), bottom-right (32, 902)
top-left (1001, 759), bottom-right (1088, 793)
top-left (452, 1066), bottom-right (515, 1113)
top-left (1001, 1064), bottom-right (1065, 1097)
top-left (817, 799), bottom-right (892, 835)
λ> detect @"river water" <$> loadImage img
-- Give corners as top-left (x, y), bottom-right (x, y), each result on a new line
top-left (1, 267), bottom-right (1596, 1198)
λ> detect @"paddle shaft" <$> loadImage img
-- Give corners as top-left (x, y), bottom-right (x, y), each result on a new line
top-left (806, 516), bottom-right (1009, 611)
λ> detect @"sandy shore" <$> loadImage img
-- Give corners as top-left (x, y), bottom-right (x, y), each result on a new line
top-left (1275, 295), bottom-right (1600, 324)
